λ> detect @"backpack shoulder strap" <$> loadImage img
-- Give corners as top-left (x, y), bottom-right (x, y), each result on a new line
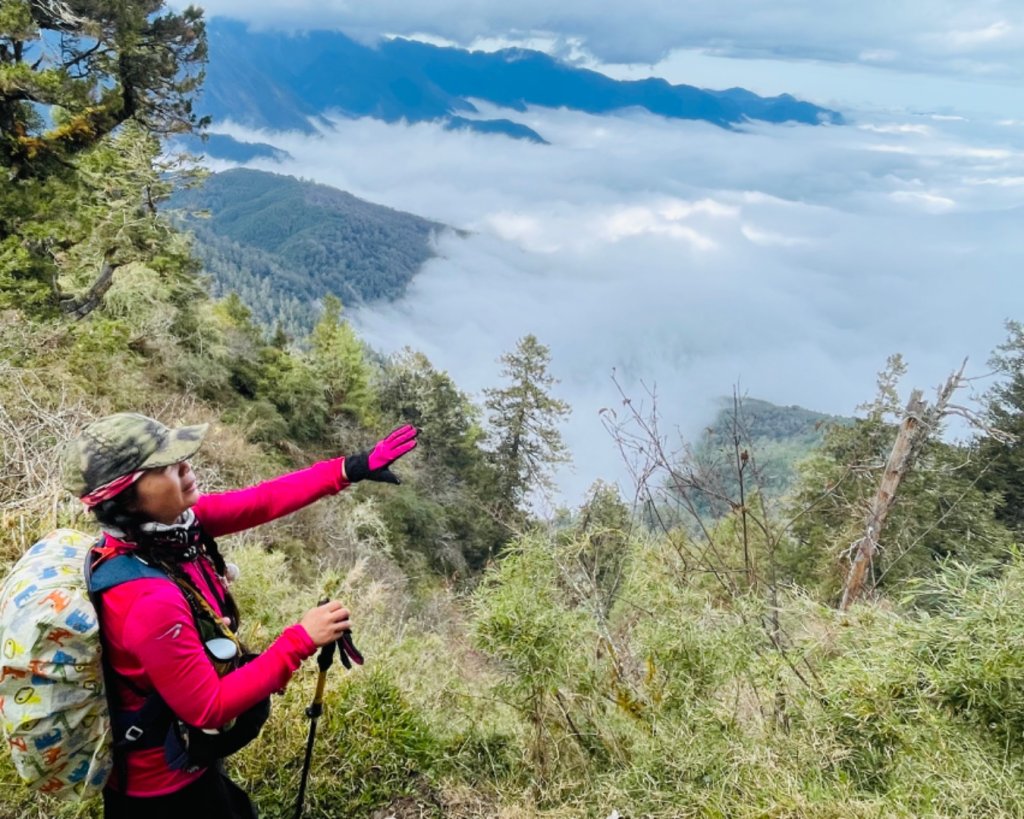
top-left (87, 551), bottom-right (168, 594)
top-left (85, 549), bottom-right (170, 698)
top-left (83, 544), bottom-right (177, 789)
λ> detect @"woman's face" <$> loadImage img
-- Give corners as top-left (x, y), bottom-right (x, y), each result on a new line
top-left (130, 460), bottom-right (200, 524)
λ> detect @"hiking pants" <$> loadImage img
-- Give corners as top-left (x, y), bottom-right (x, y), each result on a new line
top-left (102, 763), bottom-right (257, 819)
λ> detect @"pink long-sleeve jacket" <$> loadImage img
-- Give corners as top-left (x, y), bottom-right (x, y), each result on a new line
top-left (98, 458), bottom-right (349, 796)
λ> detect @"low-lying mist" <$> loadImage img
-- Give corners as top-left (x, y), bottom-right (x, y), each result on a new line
top-left (208, 103), bottom-right (1022, 502)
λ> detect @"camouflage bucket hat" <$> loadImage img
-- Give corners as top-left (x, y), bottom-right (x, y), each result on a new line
top-left (64, 412), bottom-right (208, 499)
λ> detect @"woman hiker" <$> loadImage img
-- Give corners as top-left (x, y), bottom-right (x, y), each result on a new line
top-left (63, 412), bottom-right (418, 818)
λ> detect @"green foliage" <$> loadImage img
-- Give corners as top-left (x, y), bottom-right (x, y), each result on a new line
top-left (472, 532), bottom-right (603, 785)
top-left (193, 294), bottom-right (323, 442)
top-left (458, 492), bottom-right (1024, 817)
top-left (375, 486), bottom-right (448, 562)
top-left (473, 534), bottom-right (596, 690)
top-left (691, 397), bottom-right (843, 516)
top-left (484, 334), bottom-right (572, 522)
top-left (374, 348), bottom-right (508, 572)
top-left (975, 319), bottom-right (1024, 537)
top-left (378, 348), bottom-right (484, 474)
top-left (795, 565), bottom-right (1024, 813)
top-left (258, 345), bottom-right (331, 440)
top-left (310, 296), bottom-right (377, 427)
top-left (1, 1), bottom-right (206, 309)
top-left (0, 0), bottom-right (206, 167)
top-left (3, 32), bottom-right (1024, 811)
top-left (554, 481), bottom-right (632, 621)
top-left (1, 121), bottom-right (205, 319)
top-left (904, 558), bottom-right (1024, 751)
top-left (239, 669), bottom-right (445, 818)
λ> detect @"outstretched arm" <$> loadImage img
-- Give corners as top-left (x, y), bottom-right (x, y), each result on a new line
top-left (194, 426), bottom-right (418, 538)
top-left (194, 458), bottom-right (348, 538)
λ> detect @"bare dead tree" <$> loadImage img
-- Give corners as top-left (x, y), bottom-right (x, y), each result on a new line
top-left (839, 359), bottom-right (1014, 609)
top-left (839, 388), bottom-right (927, 610)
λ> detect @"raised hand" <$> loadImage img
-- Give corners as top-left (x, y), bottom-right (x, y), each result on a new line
top-left (367, 425), bottom-right (418, 473)
top-left (343, 425), bottom-right (418, 484)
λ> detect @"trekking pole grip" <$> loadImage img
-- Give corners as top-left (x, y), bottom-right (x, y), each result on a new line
top-left (316, 639), bottom-right (337, 674)
top-left (314, 597), bottom-right (337, 677)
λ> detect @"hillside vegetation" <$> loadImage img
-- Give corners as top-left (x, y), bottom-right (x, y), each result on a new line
top-left (3, 4), bottom-right (1024, 818)
top-left (170, 168), bottom-right (447, 336)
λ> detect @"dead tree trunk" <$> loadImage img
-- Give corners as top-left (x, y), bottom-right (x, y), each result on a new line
top-left (839, 390), bottom-right (926, 609)
top-left (840, 363), bottom-right (968, 610)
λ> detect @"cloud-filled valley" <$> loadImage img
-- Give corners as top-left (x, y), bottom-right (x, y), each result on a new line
top-left (205, 102), bottom-right (1021, 502)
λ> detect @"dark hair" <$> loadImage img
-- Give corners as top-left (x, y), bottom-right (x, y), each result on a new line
top-left (91, 482), bottom-right (148, 542)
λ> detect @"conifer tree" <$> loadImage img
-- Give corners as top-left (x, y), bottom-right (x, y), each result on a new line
top-left (976, 319), bottom-right (1024, 536)
top-left (378, 348), bottom-right (483, 473)
top-left (1, 0), bottom-right (206, 175)
top-left (1, 0), bottom-right (206, 312)
top-left (484, 334), bottom-right (571, 519)
top-left (309, 295), bottom-right (376, 426)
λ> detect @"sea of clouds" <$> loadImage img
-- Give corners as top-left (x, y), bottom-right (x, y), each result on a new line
top-left (206, 101), bottom-right (1022, 504)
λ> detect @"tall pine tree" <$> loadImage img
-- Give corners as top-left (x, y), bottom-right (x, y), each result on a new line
top-left (484, 334), bottom-right (571, 521)
top-left (309, 295), bottom-right (376, 427)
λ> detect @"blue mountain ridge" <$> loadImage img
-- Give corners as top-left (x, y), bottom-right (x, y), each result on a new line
top-left (197, 19), bottom-right (842, 157)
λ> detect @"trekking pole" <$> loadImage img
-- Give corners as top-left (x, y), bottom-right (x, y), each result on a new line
top-left (294, 601), bottom-right (364, 819)
top-left (294, 601), bottom-right (337, 819)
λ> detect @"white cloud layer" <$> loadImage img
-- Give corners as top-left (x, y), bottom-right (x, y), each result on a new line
top-left (207, 104), bottom-right (1022, 504)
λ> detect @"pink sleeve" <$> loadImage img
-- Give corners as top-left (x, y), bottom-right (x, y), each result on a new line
top-left (193, 458), bottom-right (350, 538)
top-left (121, 582), bottom-right (317, 730)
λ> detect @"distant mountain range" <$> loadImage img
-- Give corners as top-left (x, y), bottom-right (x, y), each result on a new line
top-left (193, 19), bottom-right (844, 159)
top-left (169, 169), bottom-right (447, 335)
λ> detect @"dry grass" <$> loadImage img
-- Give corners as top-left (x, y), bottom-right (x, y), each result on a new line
top-left (0, 361), bottom-right (89, 562)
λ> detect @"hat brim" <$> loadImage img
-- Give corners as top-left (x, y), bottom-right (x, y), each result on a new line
top-left (137, 423), bottom-right (209, 470)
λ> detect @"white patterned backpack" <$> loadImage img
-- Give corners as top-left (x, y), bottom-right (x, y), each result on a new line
top-left (0, 528), bottom-right (171, 799)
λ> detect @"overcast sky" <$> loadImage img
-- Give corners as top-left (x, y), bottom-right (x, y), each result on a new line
top-left (185, 0), bottom-right (1024, 117)
top-left (189, 1), bottom-right (1024, 82)
top-left (188, 3), bottom-right (1023, 504)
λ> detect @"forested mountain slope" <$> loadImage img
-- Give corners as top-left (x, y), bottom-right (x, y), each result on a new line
top-left (170, 168), bottom-right (449, 334)
top-left (690, 397), bottom-right (847, 512)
